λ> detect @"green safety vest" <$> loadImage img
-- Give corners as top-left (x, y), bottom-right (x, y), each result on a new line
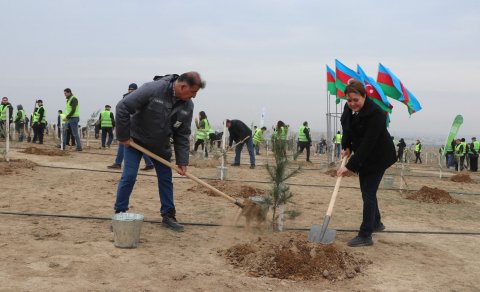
top-left (335, 133), bottom-right (342, 144)
top-left (473, 141), bottom-right (480, 152)
top-left (17, 109), bottom-right (26, 123)
top-left (0, 104), bottom-right (10, 121)
top-left (66, 95), bottom-right (80, 118)
top-left (100, 110), bottom-right (113, 128)
top-left (278, 126), bottom-right (287, 140)
top-left (253, 128), bottom-right (263, 144)
top-left (446, 143), bottom-right (453, 152)
top-left (415, 143), bottom-right (421, 153)
top-left (196, 118), bottom-right (210, 140)
top-left (455, 143), bottom-right (466, 156)
top-left (298, 126), bottom-right (309, 142)
top-left (33, 106), bottom-right (46, 124)
top-left (59, 113), bottom-right (66, 124)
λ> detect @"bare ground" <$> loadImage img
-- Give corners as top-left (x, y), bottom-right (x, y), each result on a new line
top-left (1, 137), bottom-right (479, 291)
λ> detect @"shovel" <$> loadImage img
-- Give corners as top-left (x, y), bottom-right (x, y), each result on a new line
top-left (308, 156), bottom-right (347, 244)
top-left (130, 141), bottom-right (245, 209)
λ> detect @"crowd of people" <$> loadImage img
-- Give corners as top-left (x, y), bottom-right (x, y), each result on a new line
top-left (2, 74), bottom-right (477, 247)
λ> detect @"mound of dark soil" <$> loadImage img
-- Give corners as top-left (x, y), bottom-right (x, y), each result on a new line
top-left (187, 180), bottom-right (266, 198)
top-left (406, 186), bottom-right (460, 204)
top-left (22, 147), bottom-right (67, 156)
top-left (221, 231), bottom-right (369, 281)
top-left (450, 173), bottom-right (475, 183)
top-left (0, 159), bottom-right (36, 175)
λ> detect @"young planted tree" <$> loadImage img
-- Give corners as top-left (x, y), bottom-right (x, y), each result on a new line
top-left (265, 136), bottom-right (301, 231)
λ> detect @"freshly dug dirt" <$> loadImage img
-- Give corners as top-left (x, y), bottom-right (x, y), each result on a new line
top-left (239, 199), bottom-right (267, 225)
top-left (450, 173), bottom-right (475, 183)
top-left (21, 147), bottom-right (67, 156)
top-left (187, 180), bottom-right (266, 198)
top-left (406, 186), bottom-right (460, 204)
top-left (221, 231), bottom-right (369, 281)
top-left (325, 169), bottom-right (356, 177)
top-left (0, 159), bottom-right (36, 175)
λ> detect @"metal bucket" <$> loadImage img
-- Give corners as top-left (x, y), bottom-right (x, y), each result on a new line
top-left (112, 213), bottom-right (144, 248)
top-left (383, 176), bottom-right (394, 188)
top-left (217, 166), bottom-right (228, 180)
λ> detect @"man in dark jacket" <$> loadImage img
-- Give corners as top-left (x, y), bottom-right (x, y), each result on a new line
top-left (338, 80), bottom-right (396, 247)
top-left (114, 72), bottom-right (205, 232)
top-left (226, 119), bottom-right (255, 169)
top-left (396, 138), bottom-right (406, 162)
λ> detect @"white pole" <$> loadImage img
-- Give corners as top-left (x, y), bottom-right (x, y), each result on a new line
top-left (5, 115), bottom-right (10, 162)
top-left (220, 119), bottom-right (227, 180)
top-left (60, 122), bottom-right (64, 151)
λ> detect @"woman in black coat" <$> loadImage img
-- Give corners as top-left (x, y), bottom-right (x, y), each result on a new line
top-left (337, 80), bottom-right (397, 247)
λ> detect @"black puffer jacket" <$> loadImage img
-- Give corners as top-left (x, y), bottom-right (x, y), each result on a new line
top-left (340, 98), bottom-right (396, 174)
top-left (228, 119), bottom-right (252, 146)
top-left (116, 75), bottom-right (194, 165)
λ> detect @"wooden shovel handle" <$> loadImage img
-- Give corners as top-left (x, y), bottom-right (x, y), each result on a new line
top-left (326, 156), bottom-right (348, 216)
top-left (130, 141), bottom-right (243, 207)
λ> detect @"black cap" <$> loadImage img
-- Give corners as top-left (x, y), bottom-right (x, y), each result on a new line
top-left (128, 83), bottom-right (138, 90)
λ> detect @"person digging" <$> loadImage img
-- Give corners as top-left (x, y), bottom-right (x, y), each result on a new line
top-left (113, 72), bottom-right (206, 232)
top-left (337, 80), bottom-right (396, 247)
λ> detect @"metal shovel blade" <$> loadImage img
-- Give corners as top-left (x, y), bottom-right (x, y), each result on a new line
top-left (307, 215), bottom-right (336, 244)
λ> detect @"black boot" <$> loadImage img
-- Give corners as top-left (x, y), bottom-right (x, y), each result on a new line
top-left (162, 214), bottom-right (184, 232)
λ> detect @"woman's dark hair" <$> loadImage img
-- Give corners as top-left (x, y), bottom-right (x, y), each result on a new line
top-left (64, 88), bottom-right (72, 93)
top-left (199, 111), bottom-right (207, 120)
top-left (276, 120), bottom-right (285, 129)
top-left (344, 79), bottom-right (366, 97)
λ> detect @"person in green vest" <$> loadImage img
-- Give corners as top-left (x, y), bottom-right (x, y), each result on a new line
top-left (57, 110), bottom-right (66, 139)
top-left (454, 138), bottom-right (466, 171)
top-left (98, 105), bottom-right (115, 149)
top-left (14, 104), bottom-right (26, 142)
top-left (253, 126), bottom-right (267, 155)
top-left (334, 131), bottom-right (342, 159)
top-left (193, 111), bottom-right (210, 157)
top-left (62, 88), bottom-right (82, 151)
top-left (469, 137), bottom-right (480, 172)
top-left (0, 96), bottom-right (13, 139)
top-left (32, 99), bottom-right (47, 144)
top-left (273, 120), bottom-right (288, 157)
top-left (414, 139), bottom-right (422, 163)
top-left (298, 121), bottom-right (312, 162)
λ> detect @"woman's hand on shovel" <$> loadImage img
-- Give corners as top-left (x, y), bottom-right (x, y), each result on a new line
top-left (337, 149), bottom-right (351, 177)
top-left (176, 165), bottom-right (187, 176)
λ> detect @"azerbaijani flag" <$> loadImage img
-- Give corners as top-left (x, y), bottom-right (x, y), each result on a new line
top-left (326, 65), bottom-right (340, 104)
top-left (377, 63), bottom-right (422, 114)
top-left (357, 65), bottom-right (392, 113)
top-left (335, 59), bottom-right (360, 98)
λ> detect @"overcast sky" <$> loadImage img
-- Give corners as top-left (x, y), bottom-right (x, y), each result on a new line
top-left (1, 0), bottom-right (479, 141)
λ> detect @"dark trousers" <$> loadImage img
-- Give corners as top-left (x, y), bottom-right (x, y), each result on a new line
top-left (101, 127), bottom-right (114, 147)
top-left (194, 139), bottom-right (208, 157)
top-left (470, 155), bottom-right (478, 171)
top-left (66, 126), bottom-right (75, 146)
top-left (415, 151), bottom-right (422, 163)
top-left (32, 123), bottom-right (45, 143)
top-left (358, 170), bottom-right (385, 238)
top-left (397, 149), bottom-right (404, 162)
top-left (298, 141), bottom-right (311, 161)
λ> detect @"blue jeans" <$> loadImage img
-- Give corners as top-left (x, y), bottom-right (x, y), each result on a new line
top-left (234, 138), bottom-right (256, 165)
top-left (114, 144), bottom-right (153, 167)
top-left (114, 146), bottom-right (175, 215)
top-left (63, 117), bottom-right (82, 150)
top-left (358, 170), bottom-right (385, 237)
top-left (335, 143), bottom-right (341, 158)
top-left (447, 153), bottom-right (454, 168)
top-left (101, 128), bottom-right (114, 147)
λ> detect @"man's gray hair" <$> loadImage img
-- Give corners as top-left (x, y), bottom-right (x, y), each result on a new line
top-left (178, 71), bottom-right (206, 89)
